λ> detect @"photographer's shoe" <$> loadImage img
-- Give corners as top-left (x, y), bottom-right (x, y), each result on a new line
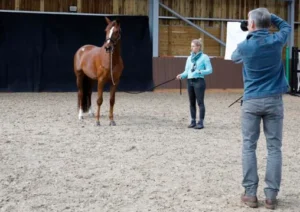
top-left (241, 193), bottom-right (258, 208)
top-left (265, 199), bottom-right (277, 210)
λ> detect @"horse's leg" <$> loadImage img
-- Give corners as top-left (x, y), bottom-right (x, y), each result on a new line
top-left (88, 79), bottom-right (94, 117)
top-left (109, 83), bottom-right (118, 126)
top-left (297, 73), bottom-right (300, 92)
top-left (96, 80), bottom-right (105, 126)
top-left (76, 73), bottom-right (84, 120)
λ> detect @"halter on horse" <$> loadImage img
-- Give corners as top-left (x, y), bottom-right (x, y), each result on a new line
top-left (74, 17), bottom-right (123, 126)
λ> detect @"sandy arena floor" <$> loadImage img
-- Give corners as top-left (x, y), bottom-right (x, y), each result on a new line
top-left (0, 91), bottom-right (299, 212)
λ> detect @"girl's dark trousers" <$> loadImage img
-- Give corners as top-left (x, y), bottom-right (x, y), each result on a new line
top-left (187, 78), bottom-right (206, 122)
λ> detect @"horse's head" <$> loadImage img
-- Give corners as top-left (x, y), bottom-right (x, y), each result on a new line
top-left (104, 17), bottom-right (121, 53)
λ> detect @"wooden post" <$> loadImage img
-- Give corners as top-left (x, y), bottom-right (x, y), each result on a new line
top-left (113, 0), bottom-right (119, 14)
top-left (15, 0), bottom-right (20, 10)
top-left (220, 21), bottom-right (224, 57)
top-left (77, 0), bottom-right (81, 12)
top-left (200, 0), bottom-right (206, 51)
top-left (40, 0), bottom-right (44, 11)
top-left (168, 25), bottom-right (172, 55)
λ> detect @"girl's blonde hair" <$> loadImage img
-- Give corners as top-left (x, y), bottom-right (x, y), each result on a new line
top-left (191, 38), bottom-right (203, 50)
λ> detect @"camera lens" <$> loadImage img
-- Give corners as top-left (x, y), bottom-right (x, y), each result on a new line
top-left (240, 20), bottom-right (248, 31)
top-left (191, 64), bottom-right (196, 72)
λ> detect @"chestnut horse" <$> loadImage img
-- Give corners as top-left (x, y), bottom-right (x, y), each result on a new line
top-left (74, 17), bottom-right (123, 126)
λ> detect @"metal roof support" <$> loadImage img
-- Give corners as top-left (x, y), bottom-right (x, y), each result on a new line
top-left (160, 15), bottom-right (300, 25)
top-left (287, 0), bottom-right (295, 58)
top-left (159, 2), bottom-right (226, 47)
top-left (149, 0), bottom-right (159, 57)
top-left (148, 0), bottom-right (295, 56)
top-left (159, 16), bottom-right (244, 22)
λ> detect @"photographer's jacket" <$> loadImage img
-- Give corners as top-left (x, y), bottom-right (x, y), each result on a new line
top-left (180, 51), bottom-right (213, 79)
top-left (231, 14), bottom-right (291, 100)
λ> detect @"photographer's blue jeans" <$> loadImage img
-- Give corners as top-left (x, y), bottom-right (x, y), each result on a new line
top-left (241, 95), bottom-right (283, 199)
top-left (187, 78), bottom-right (206, 122)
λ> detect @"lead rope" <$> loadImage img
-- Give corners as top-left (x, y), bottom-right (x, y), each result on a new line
top-left (110, 50), bottom-right (115, 85)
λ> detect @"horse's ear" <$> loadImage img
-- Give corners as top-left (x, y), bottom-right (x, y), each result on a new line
top-left (105, 17), bottom-right (111, 24)
top-left (116, 18), bottom-right (120, 25)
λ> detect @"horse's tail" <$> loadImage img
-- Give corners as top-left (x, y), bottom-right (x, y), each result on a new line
top-left (80, 74), bottom-right (91, 113)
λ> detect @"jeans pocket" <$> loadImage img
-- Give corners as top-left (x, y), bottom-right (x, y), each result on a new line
top-left (242, 99), bottom-right (260, 116)
top-left (274, 104), bottom-right (284, 119)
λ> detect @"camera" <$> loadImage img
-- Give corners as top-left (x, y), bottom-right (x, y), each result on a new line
top-left (191, 63), bottom-right (196, 72)
top-left (240, 20), bottom-right (248, 31)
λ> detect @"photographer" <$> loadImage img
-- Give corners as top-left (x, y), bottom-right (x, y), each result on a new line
top-left (176, 38), bottom-right (213, 129)
top-left (231, 8), bottom-right (291, 209)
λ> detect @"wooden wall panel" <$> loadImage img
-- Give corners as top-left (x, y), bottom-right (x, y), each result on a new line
top-left (19, 0), bottom-right (40, 11)
top-left (153, 57), bottom-right (244, 89)
top-left (44, 0), bottom-right (77, 12)
top-left (81, 0), bottom-right (112, 14)
top-left (158, 0), bottom-right (291, 56)
top-left (112, 0), bottom-right (147, 15)
top-left (159, 25), bottom-right (222, 56)
top-left (0, 0), bottom-right (15, 10)
top-left (159, 26), bottom-right (169, 55)
top-left (0, 0), bottom-right (299, 56)
top-left (204, 27), bottom-right (222, 56)
top-left (159, 0), bottom-right (288, 25)
top-left (0, 0), bottom-right (292, 20)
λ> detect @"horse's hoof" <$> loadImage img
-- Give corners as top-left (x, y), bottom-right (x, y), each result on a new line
top-left (109, 121), bottom-right (116, 126)
top-left (96, 121), bottom-right (100, 126)
top-left (78, 116), bottom-right (83, 120)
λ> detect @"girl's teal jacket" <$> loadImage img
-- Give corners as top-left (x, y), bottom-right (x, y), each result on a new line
top-left (180, 52), bottom-right (213, 79)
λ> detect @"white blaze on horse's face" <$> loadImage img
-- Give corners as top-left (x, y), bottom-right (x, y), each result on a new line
top-left (107, 26), bottom-right (115, 44)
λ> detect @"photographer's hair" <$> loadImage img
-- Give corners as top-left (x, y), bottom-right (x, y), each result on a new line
top-left (191, 38), bottom-right (203, 50)
top-left (248, 8), bottom-right (271, 29)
